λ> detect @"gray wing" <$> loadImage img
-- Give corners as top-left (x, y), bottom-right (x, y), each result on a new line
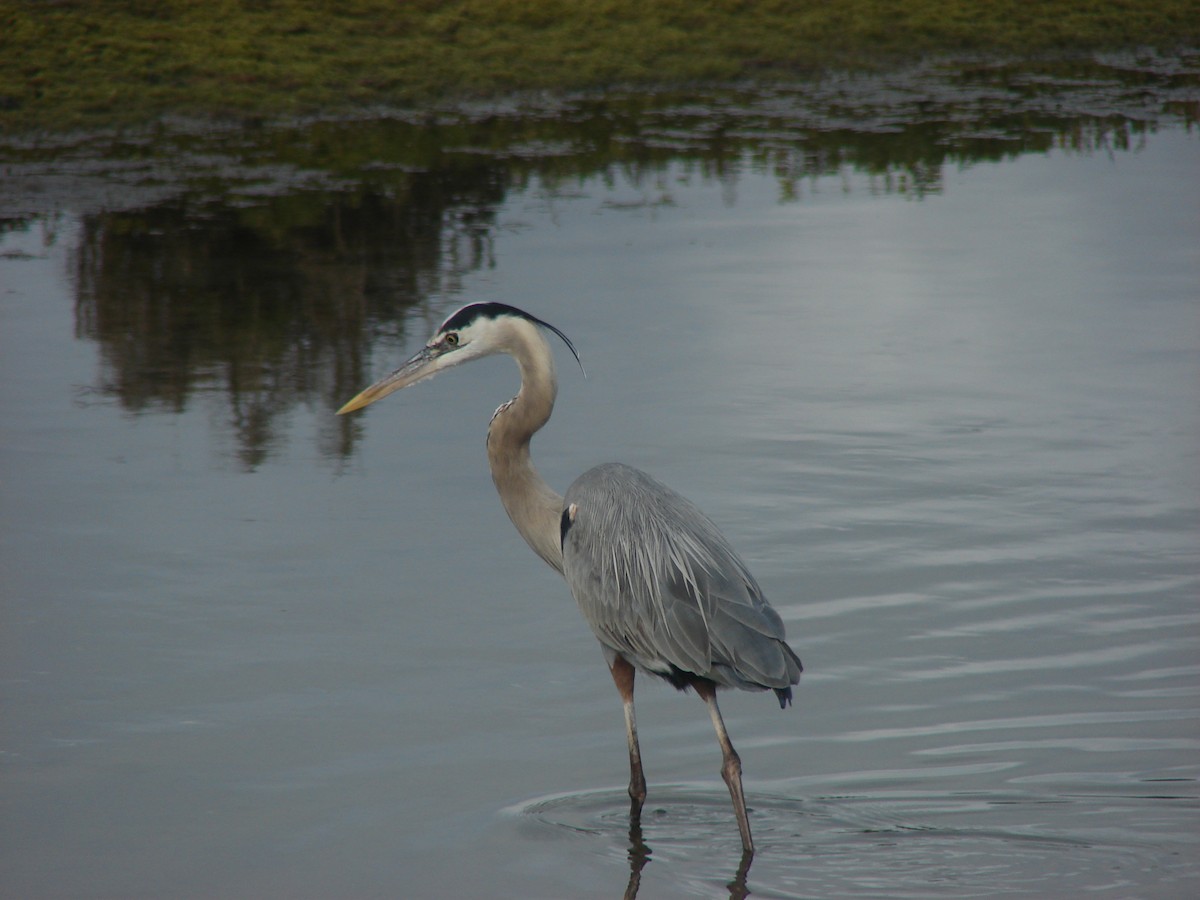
top-left (561, 463), bottom-right (802, 693)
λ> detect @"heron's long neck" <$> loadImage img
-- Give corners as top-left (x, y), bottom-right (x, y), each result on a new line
top-left (487, 327), bottom-right (565, 573)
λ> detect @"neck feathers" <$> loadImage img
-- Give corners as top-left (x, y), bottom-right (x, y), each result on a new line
top-left (486, 320), bottom-right (565, 573)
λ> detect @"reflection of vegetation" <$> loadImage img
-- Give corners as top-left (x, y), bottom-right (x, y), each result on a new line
top-left (2, 1), bottom-right (1198, 132)
top-left (19, 58), bottom-right (1197, 466)
top-left (72, 168), bottom-right (504, 468)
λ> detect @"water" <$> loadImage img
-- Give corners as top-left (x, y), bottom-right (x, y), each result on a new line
top-left (2, 59), bottom-right (1198, 897)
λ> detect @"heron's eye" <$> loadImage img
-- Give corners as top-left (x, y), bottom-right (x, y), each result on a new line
top-left (444, 332), bottom-right (460, 347)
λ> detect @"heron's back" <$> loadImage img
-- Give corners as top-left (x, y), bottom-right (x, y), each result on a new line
top-left (560, 463), bottom-right (802, 701)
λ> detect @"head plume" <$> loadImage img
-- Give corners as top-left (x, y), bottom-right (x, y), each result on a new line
top-left (437, 302), bottom-right (585, 376)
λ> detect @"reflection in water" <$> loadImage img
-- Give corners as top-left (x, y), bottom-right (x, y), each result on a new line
top-left (623, 814), bottom-right (650, 900)
top-left (621, 805), bottom-right (752, 900)
top-left (521, 784), bottom-right (1198, 897)
top-left (518, 787), bottom-right (758, 899)
top-left (71, 175), bottom-right (502, 467)
top-left (1, 55), bottom-right (1192, 466)
top-left (726, 851), bottom-right (753, 900)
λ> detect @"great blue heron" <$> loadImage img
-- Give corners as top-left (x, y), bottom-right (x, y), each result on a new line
top-left (339, 302), bottom-right (802, 854)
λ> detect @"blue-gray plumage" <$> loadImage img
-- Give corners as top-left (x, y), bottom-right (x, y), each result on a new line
top-left (563, 463), bottom-right (800, 705)
top-left (338, 302), bottom-right (802, 855)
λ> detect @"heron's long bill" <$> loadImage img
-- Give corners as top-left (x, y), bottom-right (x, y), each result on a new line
top-left (337, 346), bottom-right (438, 415)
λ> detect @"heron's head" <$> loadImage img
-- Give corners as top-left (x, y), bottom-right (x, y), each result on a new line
top-left (337, 302), bottom-right (581, 415)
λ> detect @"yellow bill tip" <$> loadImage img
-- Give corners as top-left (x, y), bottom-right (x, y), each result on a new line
top-left (336, 392), bottom-right (374, 415)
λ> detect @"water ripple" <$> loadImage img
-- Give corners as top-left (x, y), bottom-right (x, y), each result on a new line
top-left (507, 784), bottom-right (1198, 898)
top-left (917, 737), bottom-right (1200, 756)
top-left (895, 640), bottom-right (1173, 681)
top-left (831, 708), bottom-right (1197, 743)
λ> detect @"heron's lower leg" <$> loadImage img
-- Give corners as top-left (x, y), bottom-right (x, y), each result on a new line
top-left (622, 699), bottom-right (647, 812)
top-left (609, 655), bottom-right (647, 813)
top-left (696, 682), bottom-right (754, 854)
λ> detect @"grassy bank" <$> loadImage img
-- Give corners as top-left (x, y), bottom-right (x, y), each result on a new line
top-left (2, 0), bottom-right (1198, 132)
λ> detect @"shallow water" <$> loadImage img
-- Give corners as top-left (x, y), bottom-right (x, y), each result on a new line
top-left (2, 60), bottom-right (1199, 897)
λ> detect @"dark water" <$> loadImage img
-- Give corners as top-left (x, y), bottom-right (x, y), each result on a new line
top-left (2, 57), bottom-right (1199, 897)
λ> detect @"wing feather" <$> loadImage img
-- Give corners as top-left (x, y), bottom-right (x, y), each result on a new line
top-left (561, 463), bottom-right (801, 692)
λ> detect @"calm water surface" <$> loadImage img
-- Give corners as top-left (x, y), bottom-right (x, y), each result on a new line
top-left (2, 60), bottom-right (1199, 897)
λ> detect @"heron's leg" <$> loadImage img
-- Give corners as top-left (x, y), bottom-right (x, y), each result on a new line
top-left (608, 654), bottom-right (647, 814)
top-left (695, 681), bottom-right (754, 855)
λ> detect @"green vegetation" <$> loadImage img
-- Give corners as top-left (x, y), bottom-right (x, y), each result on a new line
top-left (2, 0), bottom-right (1197, 132)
